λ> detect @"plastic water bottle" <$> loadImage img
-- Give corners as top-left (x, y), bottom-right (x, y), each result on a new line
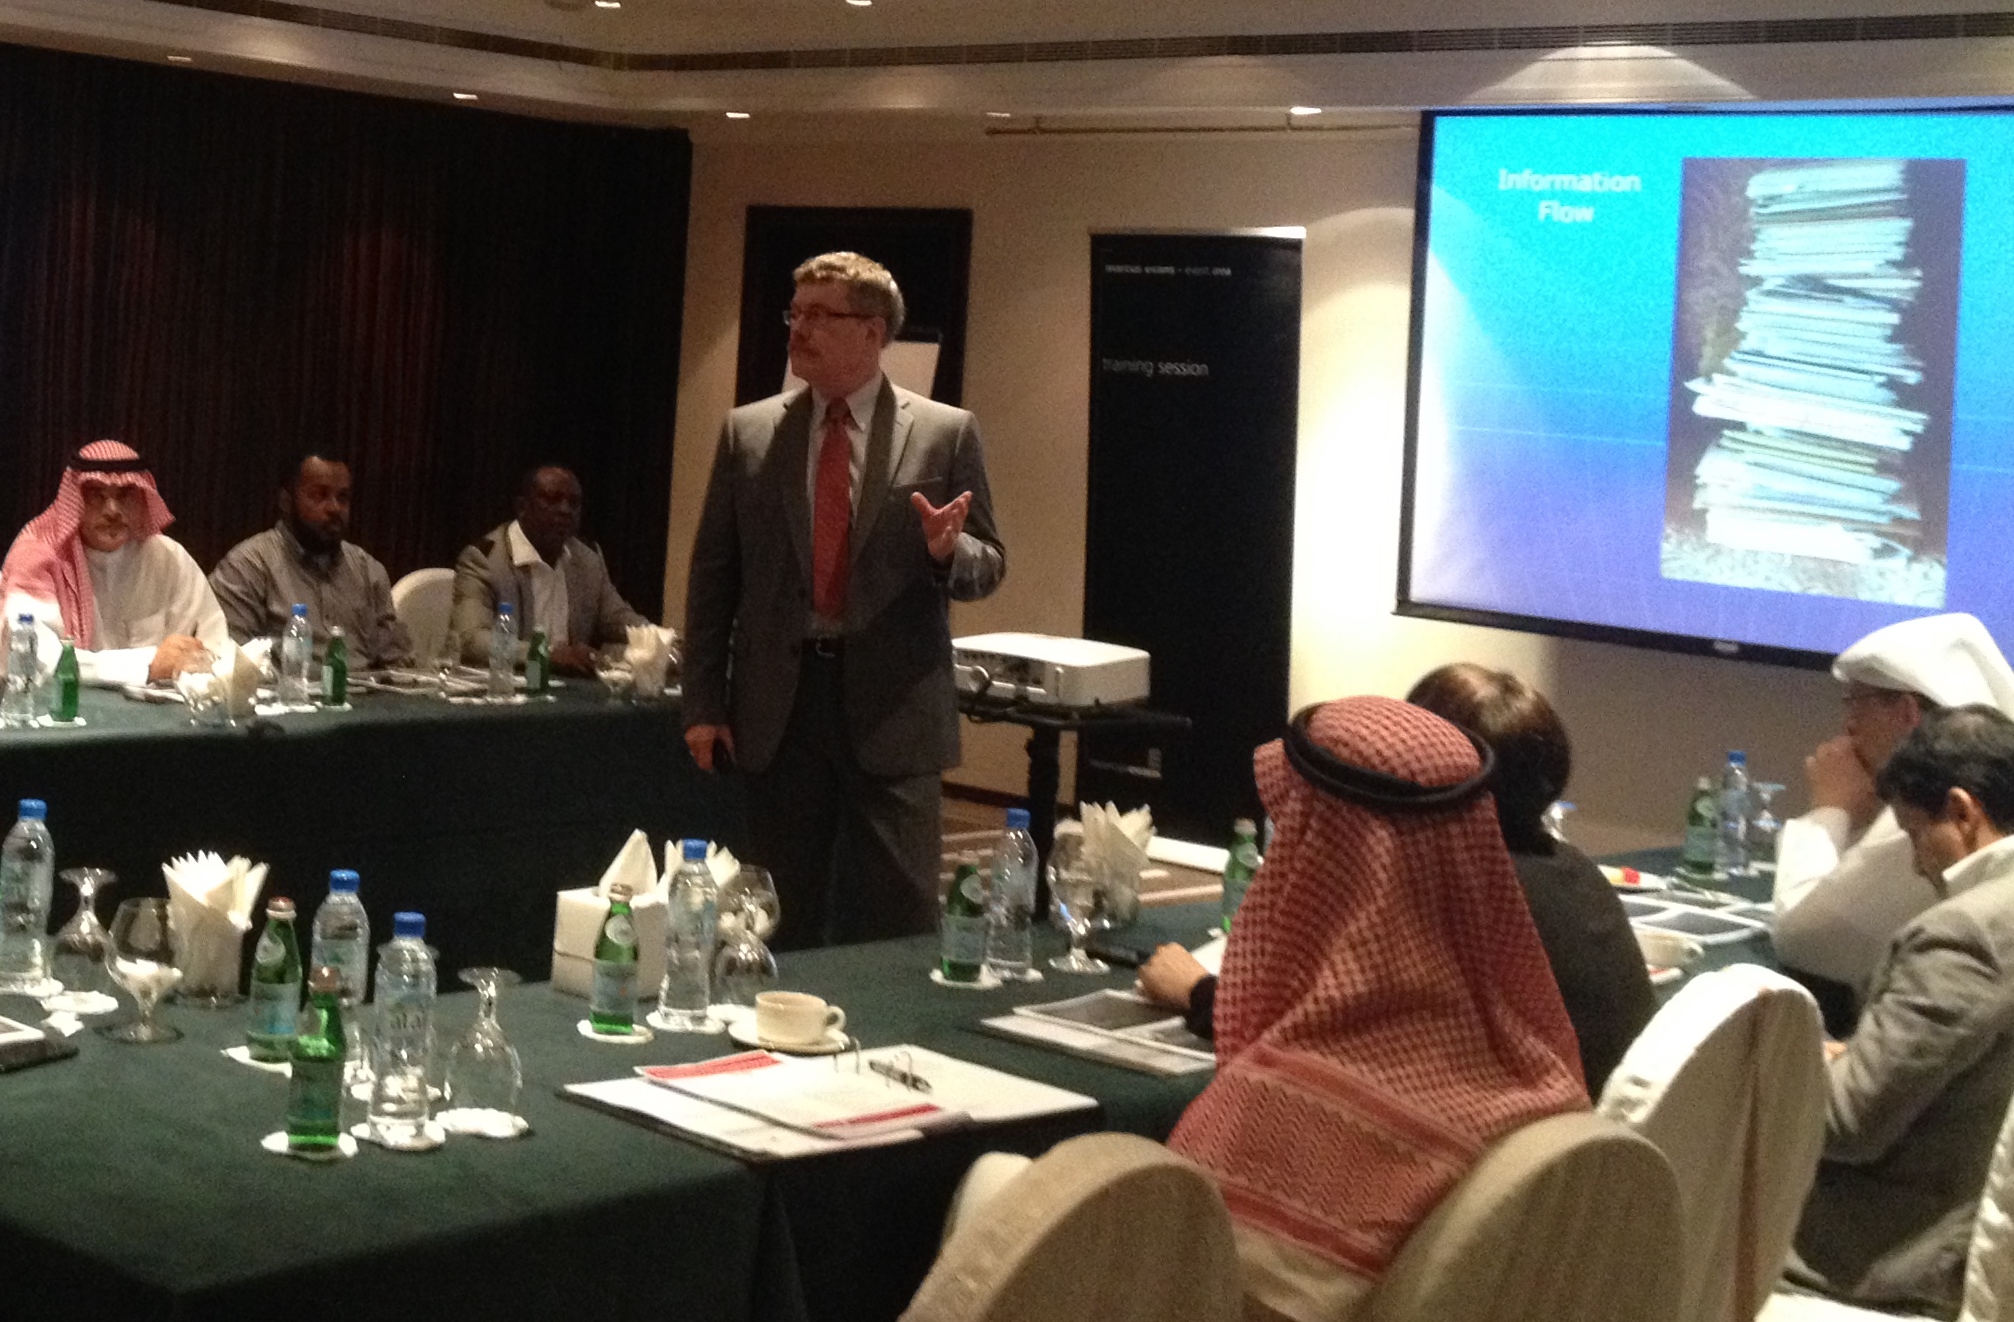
top-left (278, 603), bottom-right (313, 707)
top-left (660, 838), bottom-right (718, 1032)
top-left (309, 869), bottom-right (371, 1007)
top-left (985, 808), bottom-right (1039, 980)
top-left (1715, 750), bottom-right (1751, 884)
top-left (0, 799), bottom-right (54, 994)
top-left (2, 614), bottom-right (38, 729)
top-left (368, 911), bottom-right (437, 1147)
top-left (488, 602), bottom-right (517, 700)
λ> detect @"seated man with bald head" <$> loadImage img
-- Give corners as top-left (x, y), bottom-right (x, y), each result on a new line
top-left (0, 441), bottom-right (228, 687)
top-left (450, 464), bottom-right (645, 676)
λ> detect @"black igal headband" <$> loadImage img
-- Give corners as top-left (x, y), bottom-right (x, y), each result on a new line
top-left (1282, 704), bottom-right (1496, 812)
top-left (68, 448), bottom-right (150, 475)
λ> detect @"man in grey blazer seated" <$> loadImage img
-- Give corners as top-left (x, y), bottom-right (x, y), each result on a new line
top-left (451, 465), bottom-right (645, 674)
top-left (1794, 704), bottom-right (2014, 1318)
top-left (684, 251), bottom-right (1005, 948)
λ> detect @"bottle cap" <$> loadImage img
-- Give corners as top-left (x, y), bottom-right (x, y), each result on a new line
top-left (329, 626), bottom-right (346, 638)
top-left (16, 613), bottom-right (31, 627)
top-left (292, 603), bottom-right (308, 617)
top-left (267, 897), bottom-right (296, 918)
top-left (498, 601), bottom-right (515, 617)
top-left (17, 798), bottom-right (46, 820)
top-left (328, 868), bottom-right (360, 893)
top-left (682, 838), bottom-right (708, 862)
top-left (1005, 808), bottom-right (1031, 830)
top-left (392, 911), bottom-right (426, 939)
top-left (307, 965), bottom-right (343, 994)
top-left (609, 882), bottom-right (632, 902)
top-left (1727, 750), bottom-right (1747, 765)
top-left (1234, 817), bottom-right (1257, 834)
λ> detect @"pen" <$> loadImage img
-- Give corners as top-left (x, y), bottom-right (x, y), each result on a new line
top-left (869, 1058), bottom-right (932, 1093)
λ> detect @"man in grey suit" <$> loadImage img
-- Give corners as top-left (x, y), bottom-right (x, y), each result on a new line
top-left (1794, 704), bottom-right (2014, 1317)
top-left (451, 465), bottom-right (646, 674)
top-left (684, 251), bottom-right (1005, 948)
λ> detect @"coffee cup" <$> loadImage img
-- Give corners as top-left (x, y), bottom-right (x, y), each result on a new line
top-left (755, 991), bottom-right (846, 1046)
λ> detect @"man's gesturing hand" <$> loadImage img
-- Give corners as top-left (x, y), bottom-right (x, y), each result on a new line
top-left (910, 491), bottom-right (972, 564)
top-left (686, 724), bottom-right (736, 773)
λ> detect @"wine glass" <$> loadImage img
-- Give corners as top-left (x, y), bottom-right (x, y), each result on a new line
top-left (719, 866), bottom-right (781, 944)
top-left (99, 898), bottom-right (183, 1043)
top-left (712, 893), bottom-right (779, 1007)
top-left (1747, 783), bottom-right (1785, 881)
top-left (442, 967), bottom-right (523, 1134)
top-left (46, 868), bottom-right (117, 1014)
top-left (593, 645), bottom-right (632, 703)
top-left (432, 631), bottom-right (462, 701)
top-left (1047, 863), bottom-right (1109, 974)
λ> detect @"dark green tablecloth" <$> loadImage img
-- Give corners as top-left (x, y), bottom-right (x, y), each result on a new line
top-left (0, 904), bottom-right (1214, 1322)
top-left (0, 685), bottom-right (745, 979)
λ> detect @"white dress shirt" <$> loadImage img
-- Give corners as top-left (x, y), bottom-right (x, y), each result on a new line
top-left (507, 520), bottom-right (571, 646)
top-left (1773, 804), bottom-right (1941, 991)
top-left (3, 534), bottom-right (230, 688)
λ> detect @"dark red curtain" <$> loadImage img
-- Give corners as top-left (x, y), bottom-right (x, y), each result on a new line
top-left (0, 43), bottom-right (689, 613)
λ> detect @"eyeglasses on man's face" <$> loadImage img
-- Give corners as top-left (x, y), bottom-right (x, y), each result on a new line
top-left (784, 307), bottom-right (875, 330)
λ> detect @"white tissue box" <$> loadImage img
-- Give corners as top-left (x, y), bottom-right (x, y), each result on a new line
top-left (550, 888), bottom-right (667, 1000)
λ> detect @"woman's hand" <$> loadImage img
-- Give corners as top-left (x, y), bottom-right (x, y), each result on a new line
top-left (1138, 943), bottom-right (1209, 1011)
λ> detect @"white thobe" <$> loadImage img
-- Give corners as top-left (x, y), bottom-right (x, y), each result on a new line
top-left (2, 535), bottom-right (230, 688)
top-left (1772, 804), bottom-right (1941, 992)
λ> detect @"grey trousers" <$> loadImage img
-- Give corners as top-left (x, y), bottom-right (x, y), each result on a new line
top-left (744, 651), bottom-right (942, 950)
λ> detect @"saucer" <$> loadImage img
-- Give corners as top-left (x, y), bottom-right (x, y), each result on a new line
top-left (726, 1019), bottom-right (851, 1056)
top-left (437, 1108), bottom-right (531, 1139)
top-left (262, 1130), bottom-right (358, 1162)
top-left (578, 1018), bottom-right (654, 1045)
top-left (350, 1119), bottom-right (447, 1152)
top-left (930, 967), bottom-right (1002, 991)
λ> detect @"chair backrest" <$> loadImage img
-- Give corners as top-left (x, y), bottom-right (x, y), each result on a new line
top-left (1599, 963), bottom-right (1829, 1322)
top-left (1960, 1084), bottom-right (2014, 1321)
top-left (1362, 1110), bottom-right (1683, 1322)
top-left (901, 1132), bottom-right (1240, 1322)
top-left (391, 568), bottom-right (456, 663)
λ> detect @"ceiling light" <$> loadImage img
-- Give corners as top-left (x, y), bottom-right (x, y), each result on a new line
top-left (452, 92), bottom-right (479, 102)
top-left (166, 54), bottom-right (194, 64)
top-left (1289, 106), bottom-right (1322, 117)
top-left (847, 0), bottom-right (873, 7)
top-left (985, 111), bottom-right (1012, 119)
top-left (594, 1), bottom-right (621, 7)
top-left (725, 111), bottom-right (751, 119)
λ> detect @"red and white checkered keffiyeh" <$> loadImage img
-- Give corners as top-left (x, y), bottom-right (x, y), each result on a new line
top-left (0, 441), bottom-right (174, 649)
top-left (1169, 696), bottom-right (1587, 1285)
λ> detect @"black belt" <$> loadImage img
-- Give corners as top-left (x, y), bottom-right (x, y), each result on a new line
top-left (805, 636), bottom-right (845, 660)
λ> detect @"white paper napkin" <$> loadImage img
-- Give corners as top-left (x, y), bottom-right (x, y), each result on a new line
top-left (163, 852), bottom-right (268, 993)
top-left (660, 840), bottom-right (738, 899)
top-left (624, 625), bottom-right (677, 696)
top-left (1079, 801), bottom-right (1153, 879)
top-left (597, 829), bottom-right (659, 900)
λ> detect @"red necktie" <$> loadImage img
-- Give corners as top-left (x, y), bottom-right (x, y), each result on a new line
top-left (811, 399), bottom-right (853, 620)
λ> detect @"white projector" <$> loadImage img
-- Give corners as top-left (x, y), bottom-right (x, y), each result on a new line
top-left (953, 633), bottom-right (1150, 709)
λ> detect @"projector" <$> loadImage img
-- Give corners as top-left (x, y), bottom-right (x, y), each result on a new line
top-left (954, 633), bottom-right (1150, 709)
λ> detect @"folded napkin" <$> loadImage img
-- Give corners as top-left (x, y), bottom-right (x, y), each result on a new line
top-left (164, 852), bottom-right (269, 995)
top-left (217, 641), bottom-right (263, 717)
top-left (1079, 801), bottom-right (1154, 877)
top-left (597, 829), bottom-right (659, 901)
top-left (625, 626), bottom-right (679, 697)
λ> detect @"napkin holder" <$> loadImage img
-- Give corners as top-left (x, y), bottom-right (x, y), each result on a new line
top-left (551, 889), bottom-right (667, 1000)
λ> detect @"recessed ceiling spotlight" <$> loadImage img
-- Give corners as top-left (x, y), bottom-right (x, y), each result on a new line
top-left (594, 1), bottom-right (621, 8)
top-left (452, 92), bottom-right (479, 102)
top-left (985, 111), bottom-right (1012, 119)
top-left (847, 0), bottom-right (873, 7)
top-left (166, 54), bottom-right (194, 63)
top-left (1289, 105), bottom-right (1322, 117)
top-left (725, 111), bottom-right (751, 119)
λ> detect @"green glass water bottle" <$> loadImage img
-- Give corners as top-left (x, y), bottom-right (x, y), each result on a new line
top-left (589, 883), bottom-right (639, 1034)
top-left (939, 860), bottom-right (989, 983)
top-left (1678, 776), bottom-right (1719, 882)
top-left (286, 965), bottom-right (347, 1151)
top-left (51, 636), bottom-right (79, 723)
top-left (247, 898), bottom-right (304, 1063)
top-left (525, 630), bottom-right (551, 696)
top-left (1220, 818), bottom-right (1260, 933)
top-left (321, 627), bottom-right (348, 707)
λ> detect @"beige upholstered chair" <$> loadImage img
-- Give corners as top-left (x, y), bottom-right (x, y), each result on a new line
top-left (1360, 1110), bottom-right (1683, 1322)
top-left (902, 1132), bottom-right (1240, 1322)
top-left (390, 567), bottom-right (455, 664)
top-left (1757, 1079), bottom-right (2014, 1322)
top-left (1598, 964), bottom-right (1829, 1322)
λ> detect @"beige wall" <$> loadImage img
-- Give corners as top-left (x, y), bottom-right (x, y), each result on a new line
top-left (665, 126), bottom-right (1839, 854)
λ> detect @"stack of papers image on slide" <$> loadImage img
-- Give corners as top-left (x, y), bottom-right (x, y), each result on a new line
top-left (1683, 159), bottom-right (1934, 565)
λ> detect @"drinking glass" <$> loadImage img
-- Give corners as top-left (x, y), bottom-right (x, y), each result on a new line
top-left (1747, 783), bottom-right (1785, 880)
top-left (713, 893), bottom-right (779, 1006)
top-left (1047, 863), bottom-right (1109, 974)
top-left (1544, 800), bottom-right (1578, 843)
top-left (593, 645), bottom-right (633, 703)
top-left (99, 899), bottom-right (183, 1044)
top-left (719, 865), bottom-right (781, 943)
top-left (443, 967), bottom-right (523, 1125)
top-left (46, 868), bottom-right (116, 1013)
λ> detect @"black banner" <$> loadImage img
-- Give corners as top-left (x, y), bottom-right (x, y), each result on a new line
top-left (1079, 232), bottom-right (1302, 843)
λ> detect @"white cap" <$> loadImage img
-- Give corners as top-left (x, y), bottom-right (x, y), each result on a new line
top-left (1832, 613), bottom-right (2014, 715)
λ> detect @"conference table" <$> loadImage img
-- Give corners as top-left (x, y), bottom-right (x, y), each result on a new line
top-left (0, 905), bottom-right (1214, 1322)
top-left (0, 683), bottom-right (746, 980)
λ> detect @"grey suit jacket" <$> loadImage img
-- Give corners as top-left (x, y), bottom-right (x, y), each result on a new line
top-left (683, 379), bottom-right (1005, 778)
top-left (1795, 850), bottom-right (2014, 1317)
top-left (451, 523), bottom-right (646, 663)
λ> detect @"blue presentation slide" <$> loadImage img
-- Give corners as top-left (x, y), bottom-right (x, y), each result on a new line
top-left (1409, 109), bottom-right (2014, 660)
